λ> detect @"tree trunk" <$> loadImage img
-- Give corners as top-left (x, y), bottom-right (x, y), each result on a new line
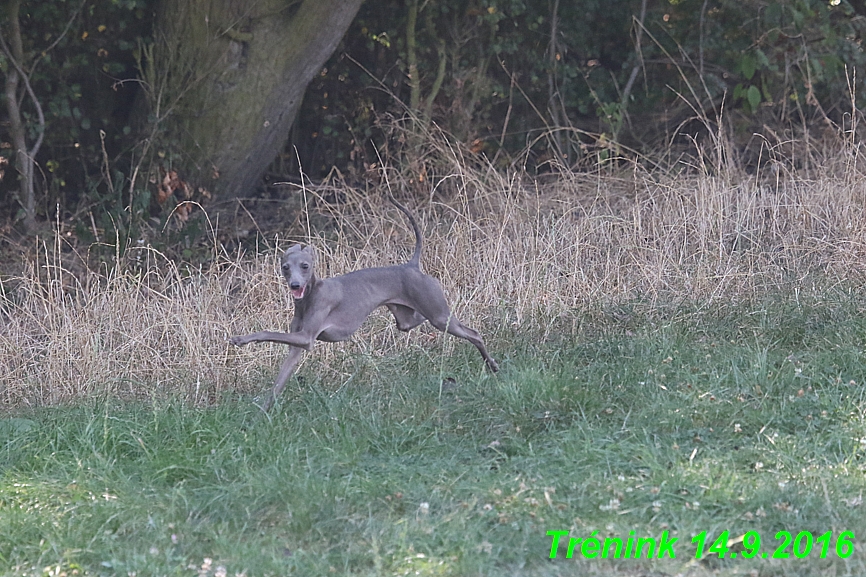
top-left (142, 0), bottom-right (364, 201)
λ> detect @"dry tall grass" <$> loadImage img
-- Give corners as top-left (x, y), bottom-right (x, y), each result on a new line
top-left (3, 139), bottom-right (866, 406)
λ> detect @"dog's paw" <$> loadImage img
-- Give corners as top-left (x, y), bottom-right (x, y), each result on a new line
top-left (229, 335), bottom-right (248, 347)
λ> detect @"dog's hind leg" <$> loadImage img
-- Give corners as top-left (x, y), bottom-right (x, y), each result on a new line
top-left (422, 311), bottom-right (499, 372)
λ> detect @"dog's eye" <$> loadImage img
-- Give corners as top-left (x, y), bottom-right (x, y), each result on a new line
top-left (281, 263), bottom-right (290, 271)
top-left (301, 263), bottom-right (309, 270)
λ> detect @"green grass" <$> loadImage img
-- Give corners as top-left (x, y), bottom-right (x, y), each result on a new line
top-left (4, 294), bottom-right (866, 576)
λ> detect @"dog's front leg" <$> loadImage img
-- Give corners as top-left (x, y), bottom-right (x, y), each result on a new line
top-left (230, 330), bottom-right (316, 351)
top-left (259, 346), bottom-right (305, 412)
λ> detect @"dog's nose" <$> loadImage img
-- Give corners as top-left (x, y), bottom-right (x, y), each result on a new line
top-left (290, 281), bottom-right (300, 290)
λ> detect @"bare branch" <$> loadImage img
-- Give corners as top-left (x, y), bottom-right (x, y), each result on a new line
top-left (29, 0), bottom-right (89, 81)
top-left (0, 34), bottom-right (46, 159)
top-left (621, 0), bottom-right (648, 114)
top-left (699, 0), bottom-right (709, 78)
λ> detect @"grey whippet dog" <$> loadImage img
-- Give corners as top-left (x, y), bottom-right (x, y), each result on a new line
top-left (230, 197), bottom-right (499, 412)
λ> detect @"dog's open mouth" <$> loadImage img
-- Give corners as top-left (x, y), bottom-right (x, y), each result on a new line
top-left (291, 285), bottom-right (306, 299)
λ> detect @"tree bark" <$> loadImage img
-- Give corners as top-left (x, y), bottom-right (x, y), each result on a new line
top-left (142, 0), bottom-right (364, 201)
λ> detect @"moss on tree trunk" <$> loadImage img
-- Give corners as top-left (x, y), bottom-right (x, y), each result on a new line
top-left (143, 0), bottom-right (363, 201)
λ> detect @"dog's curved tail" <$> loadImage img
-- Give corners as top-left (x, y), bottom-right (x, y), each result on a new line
top-left (389, 194), bottom-right (423, 267)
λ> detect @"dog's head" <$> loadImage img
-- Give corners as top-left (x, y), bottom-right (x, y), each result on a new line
top-left (282, 244), bottom-right (316, 299)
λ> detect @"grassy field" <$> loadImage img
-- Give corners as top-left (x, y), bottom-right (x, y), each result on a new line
top-left (3, 293), bottom-right (866, 576)
top-left (4, 137), bottom-right (866, 575)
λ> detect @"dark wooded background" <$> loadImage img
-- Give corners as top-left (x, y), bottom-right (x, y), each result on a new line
top-left (2, 0), bottom-right (864, 258)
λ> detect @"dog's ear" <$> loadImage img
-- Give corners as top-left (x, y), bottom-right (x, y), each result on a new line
top-left (300, 244), bottom-right (317, 264)
top-left (284, 243), bottom-right (316, 264)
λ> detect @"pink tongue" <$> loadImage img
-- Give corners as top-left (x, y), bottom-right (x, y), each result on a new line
top-left (292, 286), bottom-right (305, 299)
